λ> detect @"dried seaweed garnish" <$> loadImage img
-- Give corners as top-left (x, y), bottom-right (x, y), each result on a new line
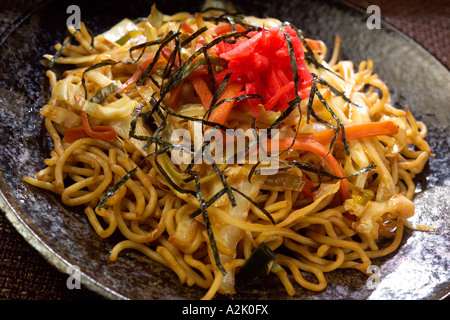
top-left (230, 187), bottom-right (275, 225)
top-left (129, 102), bottom-right (144, 136)
top-left (96, 143), bottom-right (186, 209)
top-left (162, 55), bottom-right (227, 95)
top-left (180, 26), bottom-right (208, 47)
top-left (162, 33), bottom-right (182, 80)
top-left (211, 161), bottom-right (237, 207)
top-left (305, 74), bottom-right (336, 129)
top-left (86, 26), bottom-right (95, 50)
top-left (313, 76), bottom-right (349, 155)
top-left (282, 21), bottom-right (341, 79)
top-left (203, 46), bottom-right (217, 94)
top-left (81, 60), bottom-right (120, 99)
top-left (89, 82), bottom-right (119, 104)
top-left (247, 119), bottom-right (262, 183)
top-left (188, 188), bottom-right (227, 218)
top-left (46, 29), bottom-right (79, 69)
top-left (129, 103), bottom-right (170, 147)
top-left (137, 31), bottom-right (181, 85)
top-left (97, 167), bottom-right (138, 209)
top-left (204, 72), bottom-right (232, 118)
top-left (207, 93), bottom-right (264, 121)
top-left (194, 177), bottom-right (227, 275)
top-left (128, 37), bottom-right (167, 63)
top-left (318, 77), bottom-right (361, 107)
top-left (284, 31), bottom-right (300, 99)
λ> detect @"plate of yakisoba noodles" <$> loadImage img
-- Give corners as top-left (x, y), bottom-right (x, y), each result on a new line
top-left (0, 0), bottom-right (449, 300)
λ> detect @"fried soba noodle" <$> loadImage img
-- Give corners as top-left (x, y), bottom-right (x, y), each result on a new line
top-left (24, 5), bottom-right (432, 299)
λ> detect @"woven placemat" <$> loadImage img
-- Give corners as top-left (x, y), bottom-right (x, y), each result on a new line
top-left (346, 0), bottom-right (449, 69)
top-left (0, 0), bottom-right (448, 300)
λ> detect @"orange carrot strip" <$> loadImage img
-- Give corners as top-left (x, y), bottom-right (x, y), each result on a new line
top-left (276, 138), bottom-right (350, 201)
top-left (117, 57), bottom-right (166, 94)
top-left (305, 38), bottom-right (322, 51)
top-left (63, 126), bottom-right (89, 142)
top-left (80, 111), bottom-right (116, 141)
top-left (63, 126), bottom-right (116, 143)
top-left (181, 22), bottom-right (195, 34)
top-left (207, 81), bottom-right (244, 125)
top-left (188, 75), bottom-right (213, 109)
top-left (301, 176), bottom-right (316, 200)
top-left (210, 23), bottom-right (246, 37)
top-left (302, 121), bottom-right (399, 145)
top-left (161, 47), bottom-right (181, 69)
top-left (117, 57), bottom-right (153, 94)
top-left (167, 82), bottom-right (184, 109)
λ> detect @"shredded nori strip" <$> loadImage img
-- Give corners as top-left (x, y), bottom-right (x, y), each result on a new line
top-left (128, 37), bottom-right (167, 63)
top-left (97, 167), bottom-right (138, 209)
top-left (282, 21), bottom-right (341, 78)
top-left (86, 26), bottom-right (95, 50)
top-left (204, 72), bottom-right (232, 117)
top-left (194, 177), bottom-right (227, 275)
top-left (47, 29), bottom-right (79, 69)
top-left (89, 82), bottom-right (119, 104)
top-left (318, 77), bottom-right (361, 107)
top-left (211, 161), bottom-right (237, 207)
top-left (313, 77), bottom-right (350, 155)
top-left (162, 56), bottom-right (227, 95)
top-left (283, 31), bottom-right (300, 98)
top-left (202, 46), bottom-right (217, 95)
top-left (137, 31), bottom-right (181, 85)
top-left (181, 26), bottom-right (208, 47)
top-left (81, 60), bottom-right (119, 99)
top-left (230, 187), bottom-right (275, 225)
top-left (96, 143), bottom-right (189, 209)
top-left (188, 188), bottom-right (227, 218)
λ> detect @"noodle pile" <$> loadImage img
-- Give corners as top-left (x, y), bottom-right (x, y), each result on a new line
top-left (24, 5), bottom-right (432, 299)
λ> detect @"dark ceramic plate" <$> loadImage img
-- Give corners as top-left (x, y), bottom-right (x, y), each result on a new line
top-left (0, 0), bottom-right (449, 300)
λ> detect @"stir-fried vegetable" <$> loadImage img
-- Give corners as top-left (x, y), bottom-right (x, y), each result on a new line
top-left (276, 137), bottom-right (350, 201)
top-left (301, 121), bottom-right (399, 146)
top-left (239, 242), bottom-right (276, 283)
top-left (80, 110), bottom-right (117, 141)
